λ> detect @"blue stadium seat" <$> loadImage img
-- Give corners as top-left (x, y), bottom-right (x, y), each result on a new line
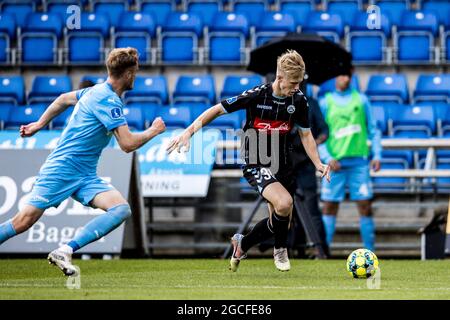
top-left (0, 1), bottom-right (35, 28)
top-left (422, 0), bottom-right (450, 29)
top-left (279, 0), bottom-right (313, 27)
top-left (303, 11), bottom-right (344, 43)
top-left (0, 104), bottom-right (11, 130)
top-left (52, 105), bottom-right (74, 130)
top-left (46, 0), bottom-right (83, 20)
top-left (221, 75), bottom-right (263, 100)
top-left (430, 102), bottom-right (450, 137)
top-left (65, 13), bottom-right (110, 64)
top-left (366, 74), bottom-right (409, 104)
top-left (92, 0), bottom-right (128, 27)
top-left (436, 161), bottom-right (450, 193)
top-left (123, 106), bottom-right (145, 131)
top-left (252, 12), bottom-right (296, 48)
top-left (208, 111), bottom-right (241, 130)
top-left (5, 105), bottom-right (47, 130)
top-left (206, 12), bottom-right (249, 64)
top-left (373, 149), bottom-right (414, 192)
top-left (80, 75), bottom-right (106, 85)
top-left (185, 102), bottom-right (210, 119)
top-left (124, 76), bottom-right (168, 105)
top-left (390, 104), bottom-right (436, 138)
top-left (173, 75), bottom-right (215, 105)
top-left (157, 105), bottom-right (191, 129)
top-left (0, 13), bottom-right (15, 64)
top-left (346, 12), bottom-right (391, 64)
top-left (376, 0), bottom-right (408, 27)
top-left (0, 76), bottom-right (25, 106)
top-left (125, 102), bottom-right (158, 128)
top-left (233, 1), bottom-right (267, 27)
top-left (186, 0), bottom-right (222, 27)
top-left (317, 75), bottom-right (360, 98)
top-left (206, 111), bottom-right (242, 139)
top-left (326, 0), bottom-right (361, 27)
top-left (395, 10), bottom-right (439, 63)
top-left (159, 12), bottom-right (203, 64)
top-left (444, 31), bottom-right (450, 63)
top-left (413, 74), bottom-right (450, 104)
top-left (113, 12), bottom-right (155, 64)
top-left (140, 0), bottom-right (174, 27)
top-left (371, 104), bottom-right (389, 136)
top-left (28, 76), bottom-right (72, 105)
top-left (20, 13), bottom-right (63, 64)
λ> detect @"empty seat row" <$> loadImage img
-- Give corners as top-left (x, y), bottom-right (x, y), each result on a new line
top-left (0, 74), bottom-right (264, 107)
top-left (0, 103), bottom-right (245, 134)
top-left (1, 7), bottom-right (450, 65)
top-left (315, 73), bottom-right (450, 104)
top-left (371, 102), bottom-right (450, 138)
top-left (0, 73), bottom-right (448, 109)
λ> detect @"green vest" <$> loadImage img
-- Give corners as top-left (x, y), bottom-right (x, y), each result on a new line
top-left (325, 90), bottom-right (369, 160)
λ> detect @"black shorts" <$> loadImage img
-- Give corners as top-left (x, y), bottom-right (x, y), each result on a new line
top-left (243, 165), bottom-right (296, 196)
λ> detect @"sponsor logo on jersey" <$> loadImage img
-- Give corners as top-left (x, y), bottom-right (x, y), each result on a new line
top-left (287, 105), bottom-right (296, 114)
top-left (253, 117), bottom-right (291, 134)
top-left (273, 100), bottom-right (286, 105)
top-left (110, 107), bottom-right (122, 119)
top-left (257, 104), bottom-right (273, 110)
top-left (226, 96), bottom-right (238, 104)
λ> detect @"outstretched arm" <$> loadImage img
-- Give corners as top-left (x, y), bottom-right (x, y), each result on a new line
top-left (166, 103), bottom-right (226, 154)
top-left (299, 128), bottom-right (331, 182)
top-left (114, 117), bottom-right (166, 153)
top-left (20, 91), bottom-right (78, 137)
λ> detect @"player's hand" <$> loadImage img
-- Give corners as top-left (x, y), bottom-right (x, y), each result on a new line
top-left (166, 131), bottom-right (191, 154)
top-left (20, 122), bottom-right (42, 138)
top-left (370, 159), bottom-right (381, 172)
top-left (151, 117), bottom-right (166, 134)
top-left (317, 163), bottom-right (331, 183)
top-left (328, 159), bottom-right (341, 171)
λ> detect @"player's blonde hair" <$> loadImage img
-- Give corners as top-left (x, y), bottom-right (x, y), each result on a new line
top-left (276, 49), bottom-right (305, 81)
top-left (106, 47), bottom-right (139, 79)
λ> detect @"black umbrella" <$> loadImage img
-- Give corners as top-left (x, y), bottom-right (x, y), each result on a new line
top-left (247, 33), bottom-right (353, 85)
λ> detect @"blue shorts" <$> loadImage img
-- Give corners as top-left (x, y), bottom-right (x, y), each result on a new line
top-left (320, 163), bottom-right (373, 202)
top-left (27, 174), bottom-right (114, 210)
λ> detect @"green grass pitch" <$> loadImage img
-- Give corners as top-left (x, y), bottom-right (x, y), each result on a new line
top-left (0, 259), bottom-right (449, 299)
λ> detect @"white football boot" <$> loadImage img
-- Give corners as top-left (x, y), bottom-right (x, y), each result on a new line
top-left (229, 233), bottom-right (247, 272)
top-left (273, 247), bottom-right (290, 272)
top-left (48, 249), bottom-right (78, 276)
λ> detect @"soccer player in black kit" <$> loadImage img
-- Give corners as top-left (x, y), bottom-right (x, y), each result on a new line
top-left (167, 50), bottom-right (330, 272)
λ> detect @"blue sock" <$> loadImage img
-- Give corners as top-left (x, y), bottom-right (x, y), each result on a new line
top-left (360, 216), bottom-right (375, 252)
top-left (322, 215), bottom-right (336, 246)
top-left (68, 204), bottom-right (131, 252)
top-left (0, 219), bottom-right (17, 245)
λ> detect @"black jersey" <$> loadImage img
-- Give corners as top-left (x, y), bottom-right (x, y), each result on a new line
top-left (220, 83), bottom-right (310, 170)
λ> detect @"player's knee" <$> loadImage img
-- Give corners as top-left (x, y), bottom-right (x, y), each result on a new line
top-left (109, 203), bottom-right (132, 221)
top-left (275, 196), bottom-right (293, 216)
top-left (357, 201), bottom-right (372, 216)
top-left (323, 202), bottom-right (339, 216)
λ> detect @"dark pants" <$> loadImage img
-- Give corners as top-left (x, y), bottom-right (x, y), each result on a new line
top-left (290, 160), bottom-right (330, 258)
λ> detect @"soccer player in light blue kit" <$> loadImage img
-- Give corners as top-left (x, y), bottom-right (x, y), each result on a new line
top-left (0, 48), bottom-right (166, 276)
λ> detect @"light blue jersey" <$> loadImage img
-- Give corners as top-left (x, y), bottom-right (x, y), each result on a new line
top-left (40, 82), bottom-right (127, 176)
top-left (28, 82), bottom-right (127, 209)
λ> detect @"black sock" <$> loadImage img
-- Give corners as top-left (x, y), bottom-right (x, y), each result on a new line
top-left (241, 218), bottom-right (274, 252)
top-left (272, 212), bottom-right (290, 249)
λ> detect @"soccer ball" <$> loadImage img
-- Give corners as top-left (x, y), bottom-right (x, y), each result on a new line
top-left (346, 248), bottom-right (379, 279)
